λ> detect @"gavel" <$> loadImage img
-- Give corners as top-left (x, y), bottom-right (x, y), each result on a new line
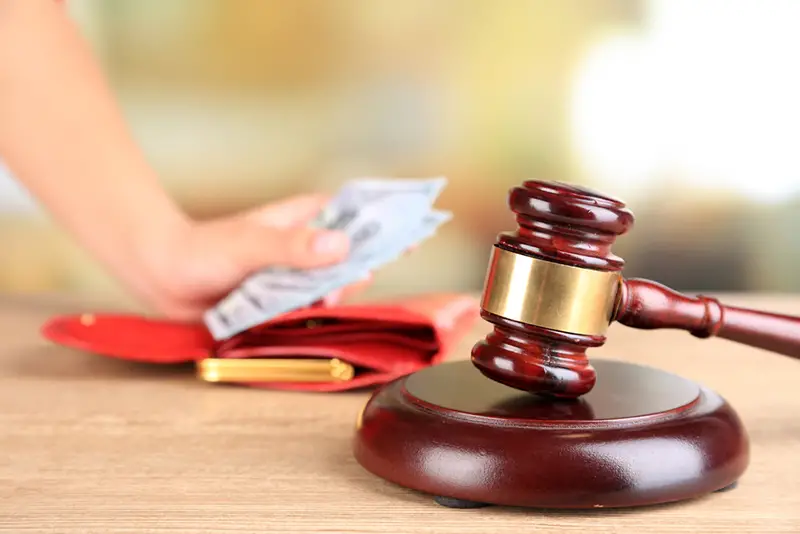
top-left (471, 180), bottom-right (800, 398)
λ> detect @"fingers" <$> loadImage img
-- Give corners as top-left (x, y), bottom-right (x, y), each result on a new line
top-left (244, 194), bottom-right (330, 229)
top-left (231, 224), bottom-right (350, 274)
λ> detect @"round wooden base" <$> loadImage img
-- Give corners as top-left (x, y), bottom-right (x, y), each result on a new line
top-left (353, 359), bottom-right (749, 509)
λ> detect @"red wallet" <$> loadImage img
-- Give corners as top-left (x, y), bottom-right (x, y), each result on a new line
top-left (40, 293), bottom-right (479, 392)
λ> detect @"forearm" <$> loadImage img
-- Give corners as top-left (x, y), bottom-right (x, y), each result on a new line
top-left (0, 1), bottom-right (189, 300)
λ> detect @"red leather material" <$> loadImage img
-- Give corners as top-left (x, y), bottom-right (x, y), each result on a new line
top-left (40, 293), bottom-right (479, 391)
top-left (40, 314), bottom-right (213, 364)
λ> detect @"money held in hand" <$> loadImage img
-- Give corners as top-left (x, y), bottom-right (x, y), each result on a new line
top-left (203, 177), bottom-right (452, 340)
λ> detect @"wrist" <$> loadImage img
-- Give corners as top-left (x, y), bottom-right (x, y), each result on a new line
top-left (126, 200), bottom-right (195, 312)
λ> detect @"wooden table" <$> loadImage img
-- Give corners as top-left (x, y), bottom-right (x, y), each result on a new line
top-left (1, 293), bottom-right (799, 533)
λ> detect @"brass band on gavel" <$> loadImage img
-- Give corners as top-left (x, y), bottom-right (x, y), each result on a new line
top-left (480, 246), bottom-right (621, 336)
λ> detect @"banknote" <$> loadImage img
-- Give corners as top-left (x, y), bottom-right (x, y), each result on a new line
top-left (205, 198), bottom-right (446, 339)
top-left (348, 209), bottom-right (452, 274)
top-left (312, 176), bottom-right (446, 228)
top-left (237, 193), bottom-right (428, 306)
top-left (204, 177), bottom-right (451, 340)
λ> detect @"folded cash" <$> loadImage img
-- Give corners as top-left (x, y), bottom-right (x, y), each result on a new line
top-left (203, 177), bottom-right (451, 340)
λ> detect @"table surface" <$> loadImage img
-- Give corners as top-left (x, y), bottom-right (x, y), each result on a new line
top-left (1, 292), bottom-right (799, 533)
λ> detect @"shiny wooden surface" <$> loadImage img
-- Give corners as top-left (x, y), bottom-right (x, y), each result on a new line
top-left (1, 292), bottom-right (800, 533)
top-left (354, 359), bottom-right (747, 508)
top-left (474, 180), bottom-right (635, 398)
top-left (617, 279), bottom-right (800, 358)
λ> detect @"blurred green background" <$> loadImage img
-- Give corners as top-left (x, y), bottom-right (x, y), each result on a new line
top-left (2, 0), bottom-right (799, 307)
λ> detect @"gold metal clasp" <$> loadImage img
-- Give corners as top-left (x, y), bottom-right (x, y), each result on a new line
top-left (196, 357), bottom-right (355, 384)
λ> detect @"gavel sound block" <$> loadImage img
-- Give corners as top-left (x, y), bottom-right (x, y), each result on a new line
top-left (353, 180), bottom-right (800, 510)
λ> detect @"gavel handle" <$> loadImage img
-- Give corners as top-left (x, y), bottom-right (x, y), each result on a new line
top-left (614, 278), bottom-right (800, 358)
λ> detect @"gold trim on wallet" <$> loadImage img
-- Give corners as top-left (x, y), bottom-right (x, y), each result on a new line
top-left (196, 358), bottom-right (355, 383)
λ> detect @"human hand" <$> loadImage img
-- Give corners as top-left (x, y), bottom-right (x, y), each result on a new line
top-left (140, 194), bottom-right (371, 322)
top-left (0, 2), bottom-right (369, 322)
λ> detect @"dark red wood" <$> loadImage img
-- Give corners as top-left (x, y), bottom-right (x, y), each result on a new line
top-left (616, 278), bottom-right (800, 358)
top-left (472, 180), bottom-right (800, 398)
top-left (471, 180), bottom-right (635, 397)
top-left (470, 311), bottom-right (604, 398)
top-left (499, 180), bottom-right (634, 270)
top-left (353, 359), bottom-right (749, 509)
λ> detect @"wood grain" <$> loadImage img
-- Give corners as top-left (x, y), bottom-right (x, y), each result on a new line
top-left (1, 293), bottom-right (799, 533)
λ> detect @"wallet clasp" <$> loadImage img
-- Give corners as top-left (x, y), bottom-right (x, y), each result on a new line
top-left (196, 357), bottom-right (355, 384)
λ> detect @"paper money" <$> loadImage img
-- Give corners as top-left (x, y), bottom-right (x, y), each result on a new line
top-left (204, 177), bottom-right (451, 340)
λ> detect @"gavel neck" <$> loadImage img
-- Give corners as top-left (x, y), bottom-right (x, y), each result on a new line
top-left (614, 278), bottom-right (800, 358)
top-left (614, 279), bottom-right (724, 338)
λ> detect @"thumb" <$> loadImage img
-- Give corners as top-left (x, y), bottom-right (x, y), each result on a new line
top-left (226, 222), bottom-right (350, 274)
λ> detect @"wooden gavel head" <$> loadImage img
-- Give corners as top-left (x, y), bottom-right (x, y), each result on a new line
top-left (471, 180), bottom-right (800, 398)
